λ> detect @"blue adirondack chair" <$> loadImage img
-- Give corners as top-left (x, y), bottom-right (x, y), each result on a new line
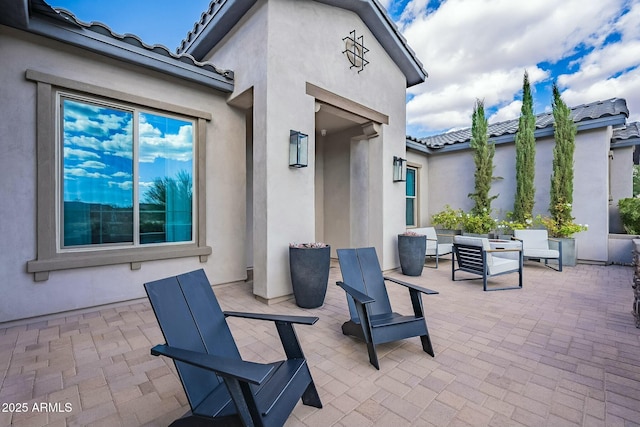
top-left (145, 269), bottom-right (322, 427)
top-left (336, 247), bottom-right (439, 369)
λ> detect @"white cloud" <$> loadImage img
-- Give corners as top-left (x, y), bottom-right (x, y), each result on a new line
top-left (78, 160), bottom-right (106, 169)
top-left (395, 0), bottom-right (633, 135)
top-left (64, 167), bottom-right (110, 179)
top-left (555, 1), bottom-right (640, 124)
top-left (108, 180), bottom-right (133, 190)
top-left (63, 147), bottom-right (100, 160)
top-left (139, 124), bottom-right (194, 163)
top-left (112, 171), bottom-right (132, 178)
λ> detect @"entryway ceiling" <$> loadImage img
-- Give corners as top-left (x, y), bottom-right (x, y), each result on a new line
top-left (315, 102), bottom-right (369, 135)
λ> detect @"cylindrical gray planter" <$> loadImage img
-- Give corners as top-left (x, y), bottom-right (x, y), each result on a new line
top-left (398, 234), bottom-right (426, 276)
top-left (289, 245), bottom-right (331, 308)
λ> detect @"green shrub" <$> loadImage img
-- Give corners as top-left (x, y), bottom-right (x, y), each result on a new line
top-left (618, 197), bottom-right (640, 235)
top-left (431, 205), bottom-right (463, 230)
top-left (460, 210), bottom-right (496, 234)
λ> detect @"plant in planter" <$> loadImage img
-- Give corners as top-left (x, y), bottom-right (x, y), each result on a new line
top-left (431, 205), bottom-right (463, 231)
top-left (496, 212), bottom-right (531, 238)
top-left (397, 231), bottom-right (426, 276)
top-left (468, 99), bottom-right (498, 215)
top-left (513, 71), bottom-right (537, 224)
top-left (460, 209), bottom-right (497, 236)
top-left (537, 205), bottom-right (588, 238)
top-left (289, 242), bottom-right (331, 308)
top-left (618, 197), bottom-right (640, 234)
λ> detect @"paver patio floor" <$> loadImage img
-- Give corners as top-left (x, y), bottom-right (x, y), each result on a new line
top-left (1, 259), bottom-right (639, 426)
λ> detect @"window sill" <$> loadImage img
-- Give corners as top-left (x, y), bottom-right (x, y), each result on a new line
top-left (27, 245), bottom-right (212, 281)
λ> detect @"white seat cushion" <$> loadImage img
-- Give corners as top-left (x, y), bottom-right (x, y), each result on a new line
top-left (488, 256), bottom-right (520, 275)
top-left (426, 243), bottom-right (452, 256)
top-left (523, 248), bottom-right (559, 259)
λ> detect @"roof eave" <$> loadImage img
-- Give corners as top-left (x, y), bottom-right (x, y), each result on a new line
top-left (10, 13), bottom-right (234, 93)
top-left (181, 0), bottom-right (258, 60)
top-left (419, 113), bottom-right (628, 155)
top-left (611, 137), bottom-right (640, 149)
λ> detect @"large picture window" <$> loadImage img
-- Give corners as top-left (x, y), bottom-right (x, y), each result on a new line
top-left (26, 70), bottom-right (211, 281)
top-left (61, 96), bottom-right (194, 249)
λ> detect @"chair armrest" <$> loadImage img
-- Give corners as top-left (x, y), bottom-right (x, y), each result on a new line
top-left (383, 276), bottom-right (439, 295)
top-left (336, 281), bottom-right (375, 304)
top-left (426, 237), bottom-right (438, 242)
top-left (150, 344), bottom-right (273, 385)
top-left (486, 248), bottom-right (522, 253)
top-left (511, 237), bottom-right (523, 242)
top-left (224, 311), bottom-right (318, 325)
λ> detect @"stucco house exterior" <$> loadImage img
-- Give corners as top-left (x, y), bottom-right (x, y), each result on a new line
top-left (2, 0), bottom-right (638, 325)
top-left (406, 99), bottom-right (640, 264)
top-left (0, 0), bottom-right (426, 322)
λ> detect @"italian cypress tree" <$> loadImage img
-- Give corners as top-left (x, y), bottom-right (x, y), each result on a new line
top-left (468, 99), bottom-right (497, 214)
top-left (549, 83), bottom-right (577, 228)
top-left (513, 71), bottom-right (536, 223)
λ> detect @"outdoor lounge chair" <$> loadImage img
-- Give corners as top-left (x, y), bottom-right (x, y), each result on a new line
top-left (513, 229), bottom-right (563, 271)
top-left (413, 227), bottom-right (453, 268)
top-left (336, 247), bottom-right (439, 369)
top-left (452, 235), bottom-right (523, 291)
top-left (145, 269), bottom-right (322, 427)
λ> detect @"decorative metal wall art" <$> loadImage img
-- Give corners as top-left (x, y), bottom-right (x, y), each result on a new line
top-left (343, 30), bottom-right (369, 73)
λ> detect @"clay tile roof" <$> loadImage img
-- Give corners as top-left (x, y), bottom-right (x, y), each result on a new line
top-left (50, 6), bottom-right (234, 80)
top-left (418, 98), bottom-right (630, 149)
top-left (612, 122), bottom-right (640, 141)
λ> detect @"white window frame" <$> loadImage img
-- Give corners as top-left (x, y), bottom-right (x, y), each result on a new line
top-left (26, 70), bottom-right (211, 281)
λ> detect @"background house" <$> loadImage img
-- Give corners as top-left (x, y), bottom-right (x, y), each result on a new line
top-left (406, 98), bottom-right (640, 264)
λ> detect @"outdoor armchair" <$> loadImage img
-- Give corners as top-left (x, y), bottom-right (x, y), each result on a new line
top-left (336, 247), bottom-right (439, 369)
top-left (145, 269), bottom-right (322, 427)
top-left (413, 227), bottom-right (453, 268)
top-left (452, 235), bottom-right (523, 291)
top-left (513, 229), bottom-right (562, 271)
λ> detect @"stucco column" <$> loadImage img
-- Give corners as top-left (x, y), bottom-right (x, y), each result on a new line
top-left (252, 85), bottom-right (316, 302)
top-left (350, 122), bottom-right (381, 249)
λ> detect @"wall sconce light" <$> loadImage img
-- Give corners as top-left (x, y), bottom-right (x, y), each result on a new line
top-left (289, 130), bottom-right (308, 168)
top-left (393, 156), bottom-right (407, 182)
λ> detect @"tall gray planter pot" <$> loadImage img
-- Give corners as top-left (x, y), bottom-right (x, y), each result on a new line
top-left (558, 237), bottom-right (577, 267)
top-left (289, 245), bottom-right (331, 308)
top-left (398, 234), bottom-right (426, 276)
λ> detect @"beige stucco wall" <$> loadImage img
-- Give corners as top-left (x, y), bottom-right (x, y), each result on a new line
top-left (204, 0), bottom-right (410, 299)
top-left (609, 145), bottom-right (635, 233)
top-left (422, 127), bottom-right (612, 263)
top-left (0, 26), bottom-right (247, 322)
top-left (406, 150), bottom-right (428, 227)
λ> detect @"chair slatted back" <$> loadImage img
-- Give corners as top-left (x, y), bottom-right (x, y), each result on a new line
top-left (338, 248), bottom-right (392, 321)
top-left (144, 269), bottom-right (240, 411)
top-left (453, 244), bottom-right (486, 274)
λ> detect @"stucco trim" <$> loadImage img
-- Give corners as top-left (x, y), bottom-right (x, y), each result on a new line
top-left (306, 82), bottom-right (388, 125)
top-left (26, 71), bottom-right (211, 281)
top-left (26, 69), bottom-right (213, 121)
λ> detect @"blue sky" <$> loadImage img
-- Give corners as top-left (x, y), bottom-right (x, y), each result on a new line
top-left (62, 97), bottom-right (193, 207)
top-left (52, 0), bottom-right (640, 138)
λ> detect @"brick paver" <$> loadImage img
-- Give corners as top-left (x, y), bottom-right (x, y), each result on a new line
top-left (0, 260), bottom-right (638, 426)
